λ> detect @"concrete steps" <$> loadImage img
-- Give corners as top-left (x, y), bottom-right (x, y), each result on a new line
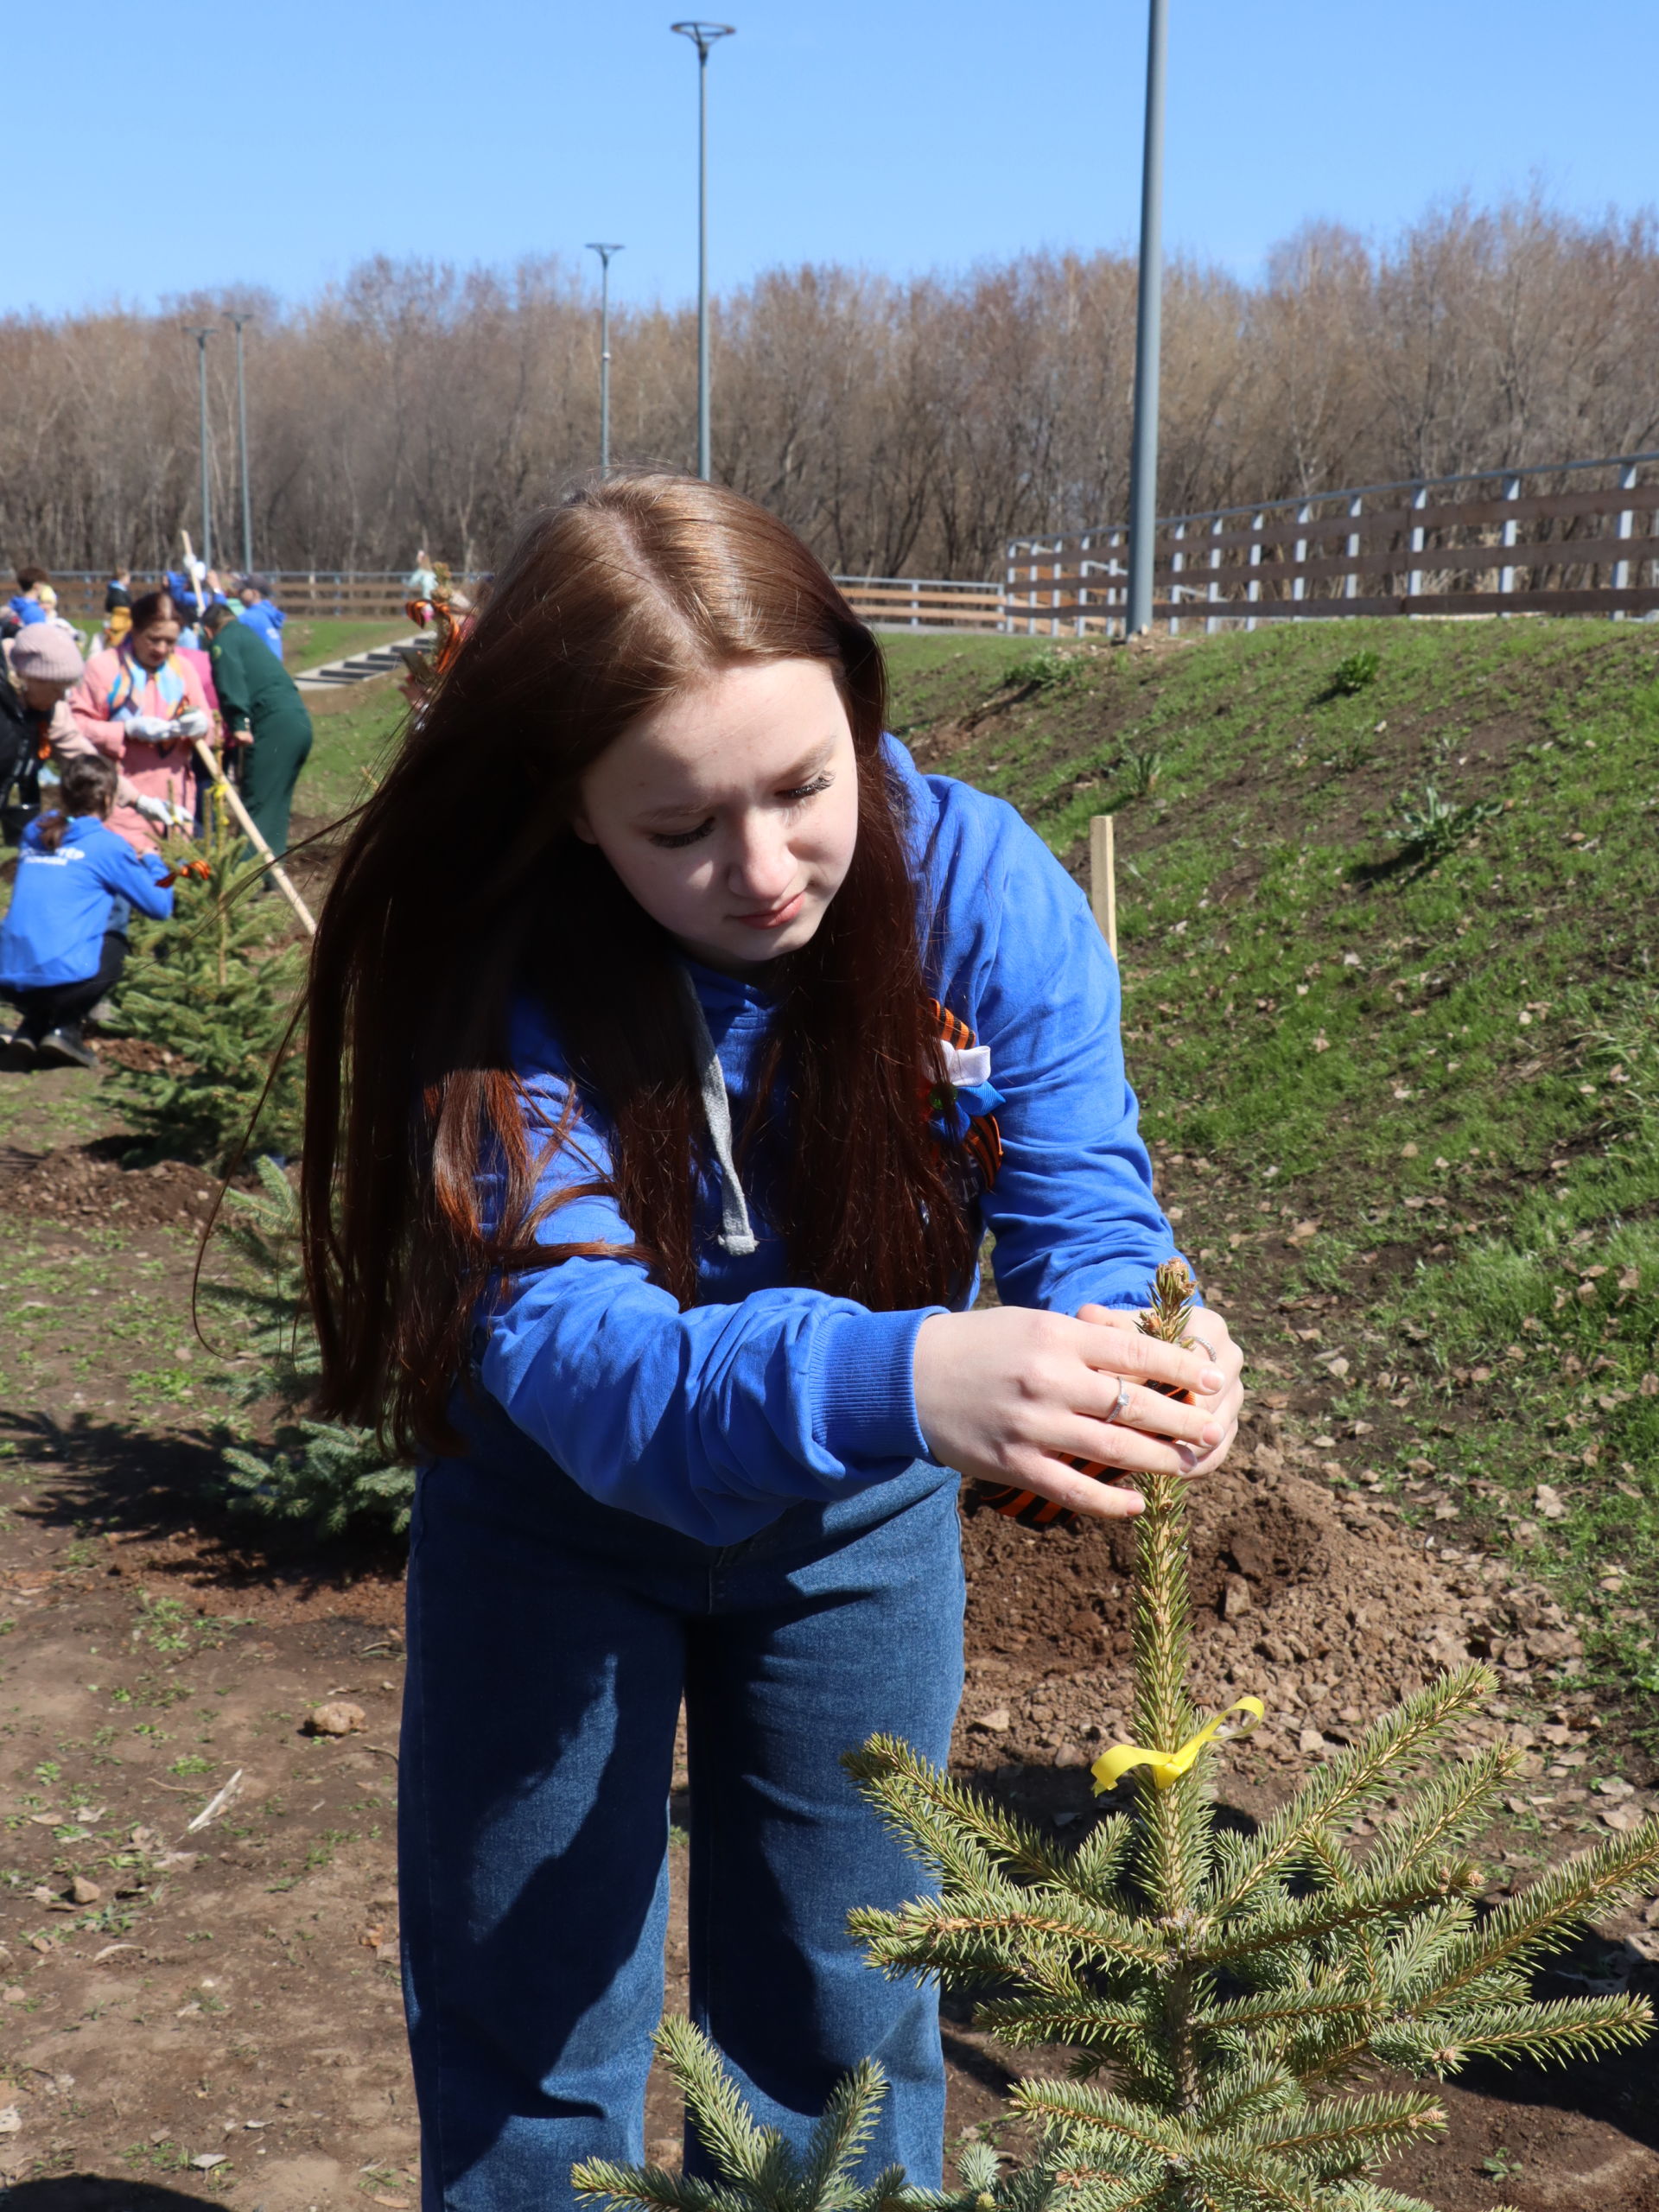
top-left (294, 636), bottom-right (422, 692)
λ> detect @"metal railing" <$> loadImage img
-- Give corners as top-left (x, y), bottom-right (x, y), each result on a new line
top-left (833, 575), bottom-right (1001, 629)
top-left (46, 570), bottom-right (457, 625)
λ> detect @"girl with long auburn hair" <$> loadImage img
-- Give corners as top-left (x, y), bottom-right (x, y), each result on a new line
top-left (302, 474), bottom-right (1243, 2212)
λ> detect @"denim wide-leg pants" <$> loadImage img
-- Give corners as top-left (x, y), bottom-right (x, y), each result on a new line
top-left (399, 1417), bottom-right (965, 2212)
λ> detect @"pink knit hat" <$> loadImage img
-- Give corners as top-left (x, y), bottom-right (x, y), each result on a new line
top-left (9, 627), bottom-right (85, 684)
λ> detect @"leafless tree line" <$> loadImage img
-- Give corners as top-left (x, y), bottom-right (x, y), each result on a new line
top-left (4, 194), bottom-right (1656, 582)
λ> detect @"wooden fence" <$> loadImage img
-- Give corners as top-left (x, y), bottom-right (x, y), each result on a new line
top-left (833, 575), bottom-right (1005, 630)
top-left (44, 452), bottom-right (1659, 640)
top-left (48, 575), bottom-right (429, 625)
top-left (1005, 451), bottom-right (1659, 635)
top-left (48, 571), bottom-right (1003, 632)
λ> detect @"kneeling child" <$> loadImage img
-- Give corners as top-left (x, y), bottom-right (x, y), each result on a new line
top-left (0, 755), bottom-right (174, 1069)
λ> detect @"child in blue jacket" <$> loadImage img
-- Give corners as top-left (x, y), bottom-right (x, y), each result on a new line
top-left (235, 581), bottom-right (287, 661)
top-left (298, 476), bottom-right (1245, 2212)
top-left (1, 754), bottom-right (173, 1070)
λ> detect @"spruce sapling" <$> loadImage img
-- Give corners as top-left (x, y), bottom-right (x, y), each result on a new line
top-left (564, 1260), bottom-right (1656, 2212)
top-left (204, 1155), bottom-right (413, 1537)
top-left (573, 2016), bottom-right (1055, 2212)
top-left (110, 790), bottom-right (304, 1167)
top-left (847, 1260), bottom-right (1658, 2210)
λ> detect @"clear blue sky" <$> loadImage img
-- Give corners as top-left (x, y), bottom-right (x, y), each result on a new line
top-left (16, 0), bottom-right (1658, 318)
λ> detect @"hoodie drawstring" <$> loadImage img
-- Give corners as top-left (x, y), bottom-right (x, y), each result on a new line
top-left (677, 969), bottom-right (759, 1258)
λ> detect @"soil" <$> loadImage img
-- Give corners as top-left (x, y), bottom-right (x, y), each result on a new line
top-left (0, 1133), bottom-right (1652, 2209)
top-left (0, 1144), bottom-right (219, 1236)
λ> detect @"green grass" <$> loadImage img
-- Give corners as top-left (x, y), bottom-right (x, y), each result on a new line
top-left (880, 630), bottom-right (1031, 685)
top-left (28, 613), bottom-right (409, 671)
top-left (882, 616), bottom-right (1659, 1738)
top-left (293, 680), bottom-right (410, 823)
top-left (283, 616), bottom-right (412, 671)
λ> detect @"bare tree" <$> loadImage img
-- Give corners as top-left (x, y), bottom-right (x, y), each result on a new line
top-left (4, 194), bottom-right (1655, 582)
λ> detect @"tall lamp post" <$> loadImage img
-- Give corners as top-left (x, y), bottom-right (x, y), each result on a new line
top-left (671, 20), bottom-right (734, 482)
top-left (187, 327), bottom-right (216, 570)
top-left (1124, 0), bottom-right (1169, 638)
top-left (226, 310), bottom-right (256, 574)
top-left (585, 243), bottom-right (625, 474)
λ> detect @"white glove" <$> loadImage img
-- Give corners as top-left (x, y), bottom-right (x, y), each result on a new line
top-left (174, 709), bottom-right (211, 740)
top-left (134, 793), bottom-right (172, 829)
top-left (121, 713), bottom-right (172, 741)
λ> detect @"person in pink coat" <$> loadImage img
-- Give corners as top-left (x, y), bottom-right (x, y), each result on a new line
top-left (65, 588), bottom-right (215, 854)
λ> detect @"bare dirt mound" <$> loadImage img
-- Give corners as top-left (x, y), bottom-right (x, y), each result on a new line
top-left (952, 1415), bottom-right (1587, 1785)
top-left (961, 1461), bottom-right (1324, 1665)
top-left (0, 1141), bottom-right (219, 1230)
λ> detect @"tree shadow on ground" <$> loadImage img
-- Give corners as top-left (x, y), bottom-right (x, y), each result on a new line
top-left (2, 1405), bottom-right (222, 1533)
top-left (1, 1405), bottom-right (404, 1600)
top-left (0, 2183), bottom-right (211, 2212)
top-left (1448, 1936), bottom-right (1659, 2152)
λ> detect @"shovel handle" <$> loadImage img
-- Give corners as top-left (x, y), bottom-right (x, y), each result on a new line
top-left (189, 738), bottom-right (316, 938)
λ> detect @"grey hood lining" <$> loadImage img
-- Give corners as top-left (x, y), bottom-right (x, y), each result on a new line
top-left (677, 968), bottom-right (759, 1257)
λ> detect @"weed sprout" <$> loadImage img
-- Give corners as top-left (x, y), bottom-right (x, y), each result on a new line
top-left (1318, 645), bottom-right (1382, 699)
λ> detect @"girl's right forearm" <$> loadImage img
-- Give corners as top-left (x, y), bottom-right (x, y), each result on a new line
top-left (482, 1260), bottom-right (940, 1541)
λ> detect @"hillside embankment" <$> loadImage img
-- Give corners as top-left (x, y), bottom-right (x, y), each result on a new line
top-left (885, 617), bottom-right (1656, 1749)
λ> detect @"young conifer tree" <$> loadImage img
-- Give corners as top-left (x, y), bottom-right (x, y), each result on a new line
top-left (111, 791), bottom-right (304, 1166)
top-left (575, 2016), bottom-right (1055, 2212)
top-left (579, 1262), bottom-right (1658, 2212)
top-left (204, 1155), bottom-right (414, 1537)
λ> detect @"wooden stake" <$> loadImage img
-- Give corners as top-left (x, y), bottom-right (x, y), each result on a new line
top-left (1090, 813), bottom-right (1118, 960)
top-left (190, 738), bottom-right (317, 938)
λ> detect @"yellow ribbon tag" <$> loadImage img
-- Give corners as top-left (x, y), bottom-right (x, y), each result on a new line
top-left (1090, 1696), bottom-right (1265, 1795)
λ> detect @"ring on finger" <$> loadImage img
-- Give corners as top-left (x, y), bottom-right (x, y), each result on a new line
top-left (1105, 1375), bottom-right (1131, 1424)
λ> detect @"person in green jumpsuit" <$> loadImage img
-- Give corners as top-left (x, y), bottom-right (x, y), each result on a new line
top-left (200, 603), bottom-right (313, 856)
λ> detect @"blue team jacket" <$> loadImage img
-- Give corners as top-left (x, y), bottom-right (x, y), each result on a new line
top-left (238, 603), bottom-right (286, 661)
top-left (0, 816), bottom-right (173, 988)
top-left (464, 739), bottom-right (1184, 1545)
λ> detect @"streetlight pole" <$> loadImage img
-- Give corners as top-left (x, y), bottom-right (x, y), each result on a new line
top-left (671, 21), bottom-right (734, 482)
top-left (1125, 0), bottom-right (1168, 638)
top-left (187, 327), bottom-right (215, 570)
top-left (226, 311), bottom-right (255, 573)
top-left (585, 243), bottom-right (625, 474)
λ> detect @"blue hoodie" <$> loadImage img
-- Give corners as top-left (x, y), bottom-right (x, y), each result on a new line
top-left (467, 741), bottom-right (1181, 1545)
top-left (0, 816), bottom-right (173, 988)
top-left (238, 601), bottom-right (286, 661)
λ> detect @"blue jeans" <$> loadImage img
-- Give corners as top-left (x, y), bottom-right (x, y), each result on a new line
top-left (400, 1402), bottom-right (965, 2212)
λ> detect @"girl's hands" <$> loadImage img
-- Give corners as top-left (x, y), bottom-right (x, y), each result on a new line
top-left (1077, 1300), bottom-right (1244, 1479)
top-left (912, 1305), bottom-right (1230, 1521)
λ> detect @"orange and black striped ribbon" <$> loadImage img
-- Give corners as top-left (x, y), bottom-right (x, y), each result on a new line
top-left (926, 999), bottom-right (1062, 1526)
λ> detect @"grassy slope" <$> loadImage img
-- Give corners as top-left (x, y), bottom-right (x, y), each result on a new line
top-left (283, 616), bottom-right (414, 671)
top-left (885, 619), bottom-right (1659, 1742)
top-left (293, 676), bottom-right (410, 821)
